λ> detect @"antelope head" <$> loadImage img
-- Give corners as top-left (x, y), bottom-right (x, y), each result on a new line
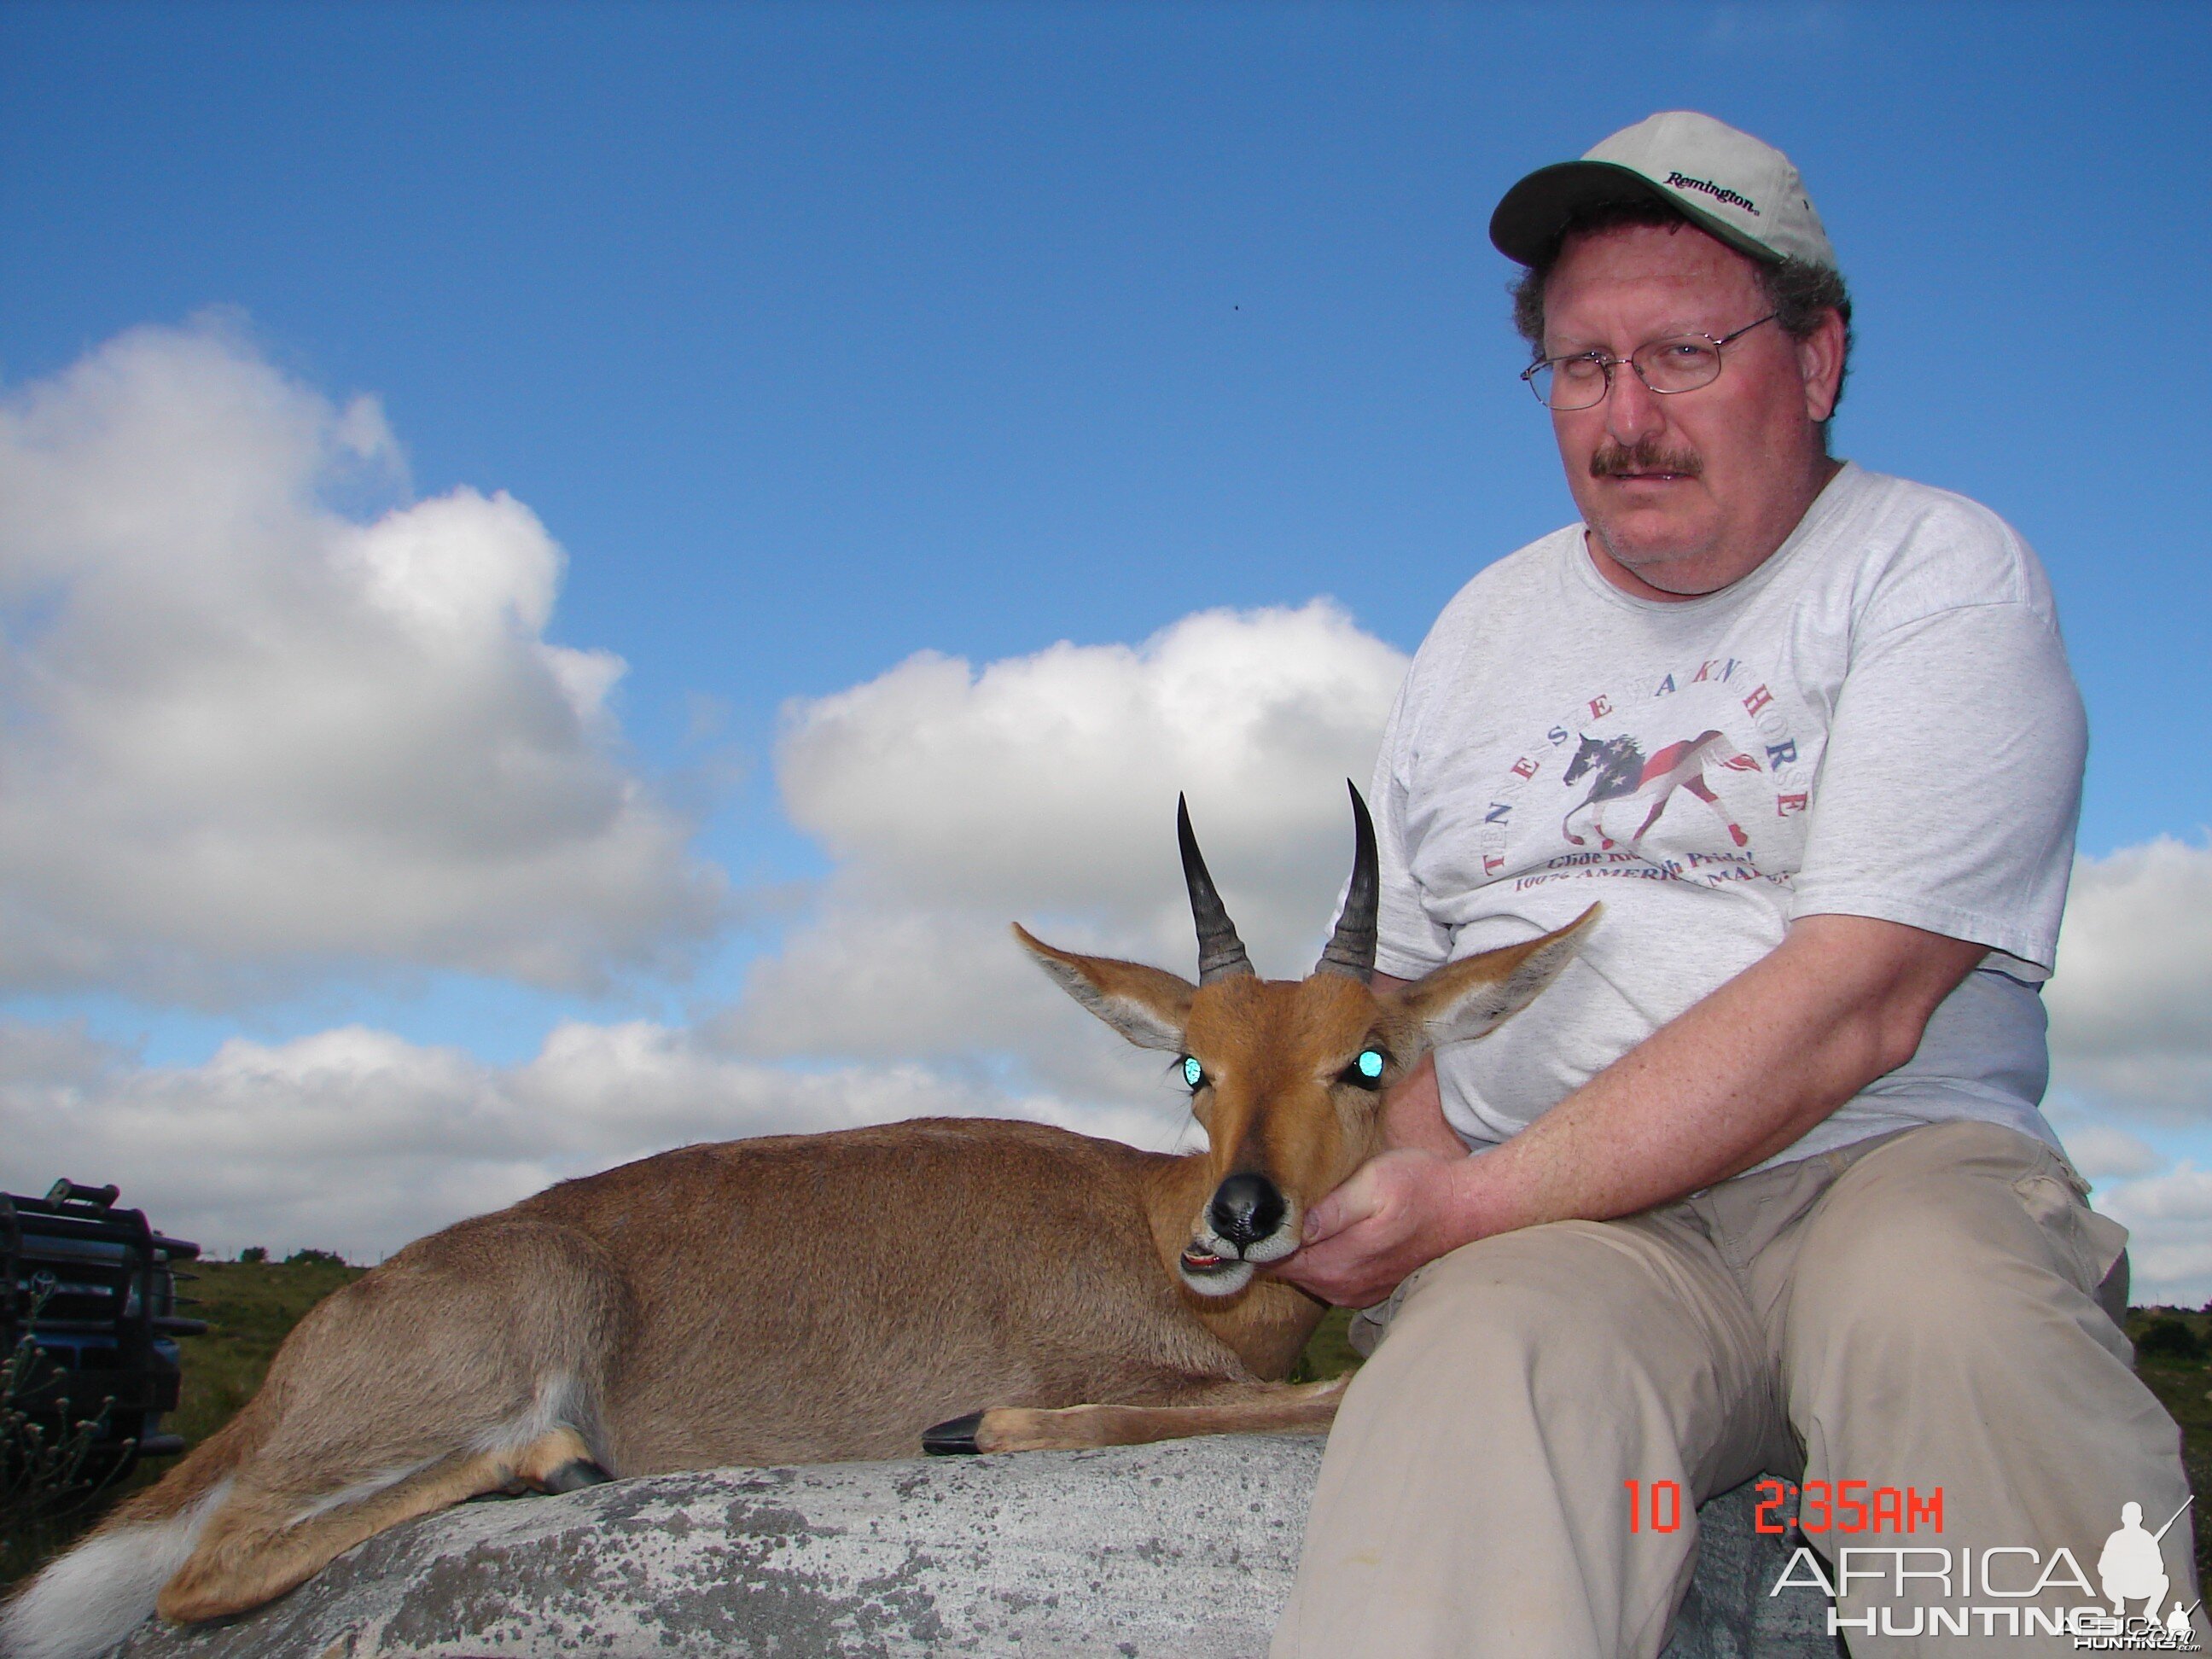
top-left (1017, 784), bottom-right (1597, 1297)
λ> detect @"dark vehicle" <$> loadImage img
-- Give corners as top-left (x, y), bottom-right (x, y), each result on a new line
top-left (3, 1181), bottom-right (205, 1475)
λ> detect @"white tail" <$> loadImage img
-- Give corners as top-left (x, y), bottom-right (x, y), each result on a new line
top-left (0, 1481), bottom-right (229, 1659)
top-left (1, 786), bottom-right (1593, 1655)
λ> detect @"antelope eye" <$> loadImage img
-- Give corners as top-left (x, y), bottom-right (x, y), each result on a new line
top-left (1182, 1056), bottom-right (1205, 1090)
top-left (1340, 1047), bottom-right (1388, 1090)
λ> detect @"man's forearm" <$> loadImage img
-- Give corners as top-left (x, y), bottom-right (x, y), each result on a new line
top-left (1441, 912), bottom-right (1986, 1239)
top-left (1279, 913), bottom-right (1987, 1307)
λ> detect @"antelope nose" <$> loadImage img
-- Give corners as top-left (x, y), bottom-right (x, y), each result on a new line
top-left (1209, 1173), bottom-right (1286, 1250)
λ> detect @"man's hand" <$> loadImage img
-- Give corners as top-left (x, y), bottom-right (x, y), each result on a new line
top-left (1272, 1147), bottom-right (1468, 1308)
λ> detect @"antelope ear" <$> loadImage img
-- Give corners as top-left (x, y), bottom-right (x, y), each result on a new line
top-left (1014, 923), bottom-right (1194, 1053)
top-left (1394, 905), bottom-right (1599, 1048)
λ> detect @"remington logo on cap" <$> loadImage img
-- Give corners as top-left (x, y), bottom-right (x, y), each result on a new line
top-left (1665, 171), bottom-right (1761, 217)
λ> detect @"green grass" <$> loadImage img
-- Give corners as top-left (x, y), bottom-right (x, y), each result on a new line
top-left (2123, 1307), bottom-right (2212, 1587)
top-left (1289, 1304), bottom-right (1363, 1382)
top-left (158, 1259), bottom-right (366, 1452)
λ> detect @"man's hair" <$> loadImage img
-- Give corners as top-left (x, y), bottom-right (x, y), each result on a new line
top-left (1511, 198), bottom-right (1854, 418)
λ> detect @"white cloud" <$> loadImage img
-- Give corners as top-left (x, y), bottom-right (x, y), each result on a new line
top-left (2093, 1167), bottom-right (2212, 1307)
top-left (0, 1016), bottom-right (1186, 1261)
top-left (2052, 1119), bottom-right (2165, 1184)
top-left (740, 602), bottom-right (1409, 1079)
top-left (777, 602), bottom-right (1407, 922)
top-left (0, 320), bottom-right (724, 1004)
top-left (2047, 837), bottom-right (2212, 1123)
top-left (2032, 837), bottom-right (2212, 1300)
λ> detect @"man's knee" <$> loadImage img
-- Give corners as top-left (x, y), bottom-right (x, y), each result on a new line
top-left (1784, 1122), bottom-right (2133, 1393)
top-left (1793, 1200), bottom-right (2019, 1341)
top-left (1370, 1218), bottom-right (1741, 1408)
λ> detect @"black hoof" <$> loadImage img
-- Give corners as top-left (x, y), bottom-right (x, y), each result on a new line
top-left (923, 1412), bottom-right (986, 1455)
top-left (539, 1458), bottom-right (614, 1493)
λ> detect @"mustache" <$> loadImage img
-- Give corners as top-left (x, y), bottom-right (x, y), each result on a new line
top-left (1590, 438), bottom-right (1703, 479)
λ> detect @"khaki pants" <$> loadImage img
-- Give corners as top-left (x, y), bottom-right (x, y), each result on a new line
top-left (1272, 1121), bottom-right (2196, 1656)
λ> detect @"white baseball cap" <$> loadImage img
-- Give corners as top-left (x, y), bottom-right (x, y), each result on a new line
top-left (1489, 111), bottom-right (1837, 271)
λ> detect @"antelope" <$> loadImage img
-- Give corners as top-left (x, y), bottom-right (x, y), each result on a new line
top-left (0, 786), bottom-right (1594, 1659)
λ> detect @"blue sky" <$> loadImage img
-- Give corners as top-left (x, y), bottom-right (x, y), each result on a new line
top-left (4, 2), bottom-right (2211, 1282)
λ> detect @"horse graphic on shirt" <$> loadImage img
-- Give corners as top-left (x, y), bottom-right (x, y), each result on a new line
top-left (1561, 731), bottom-right (1761, 853)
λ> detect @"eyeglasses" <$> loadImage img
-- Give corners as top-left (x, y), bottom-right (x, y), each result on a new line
top-left (1520, 314), bottom-right (1778, 410)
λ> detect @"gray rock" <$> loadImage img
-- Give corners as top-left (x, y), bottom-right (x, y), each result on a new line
top-left (110, 1438), bottom-right (1834, 1657)
top-left (1668, 1481), bottom-right (1837, 1659)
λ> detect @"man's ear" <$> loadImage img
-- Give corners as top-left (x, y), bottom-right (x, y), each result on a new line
top-left (1392, 905), bottom-right (1599, 1049)
top-left (1014, 923), bottom-right (1193, 1053)
top-left (1798, 308), bottom-right (1848, 425)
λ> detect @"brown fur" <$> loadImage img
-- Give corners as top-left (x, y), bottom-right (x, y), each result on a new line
top-left (33, 909), bottom-right (1594, 1630)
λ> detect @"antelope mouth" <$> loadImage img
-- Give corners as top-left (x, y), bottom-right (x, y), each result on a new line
top-left (1177, 1215), bottom-right (1301, 1296)
top-left (1179, 1245), bottom-right (1257, 1296)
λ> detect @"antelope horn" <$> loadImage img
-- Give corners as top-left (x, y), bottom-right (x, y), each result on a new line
top-left (1178, 795), bottom-right (1254, 984)
top-left (1313, 781), bottom-right (1379, 981)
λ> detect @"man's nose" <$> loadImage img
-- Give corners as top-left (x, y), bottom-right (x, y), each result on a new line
top-left (1604, 360), bottom-right (1665, 445)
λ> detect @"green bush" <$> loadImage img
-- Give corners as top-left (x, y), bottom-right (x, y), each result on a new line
top-left (2138, 1317), bottom-right (2205, 1363)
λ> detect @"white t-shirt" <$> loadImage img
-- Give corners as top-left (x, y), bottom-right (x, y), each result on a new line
top-left (1372, 463), bottom-right (2086, 1169)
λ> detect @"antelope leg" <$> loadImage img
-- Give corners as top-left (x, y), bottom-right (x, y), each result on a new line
top-left (925, 1374), bottom-right (1350, 1455)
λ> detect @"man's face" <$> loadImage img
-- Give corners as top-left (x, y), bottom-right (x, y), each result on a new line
top-left (1541, 221), bottom-right (1842, 596)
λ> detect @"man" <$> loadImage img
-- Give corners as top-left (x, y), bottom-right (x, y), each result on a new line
top-left (1270, 111), bottom-right (2194, 1656)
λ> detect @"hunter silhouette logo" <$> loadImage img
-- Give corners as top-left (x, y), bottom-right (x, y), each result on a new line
top-left (2098, 1498), bottom-right (2200, 1644)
